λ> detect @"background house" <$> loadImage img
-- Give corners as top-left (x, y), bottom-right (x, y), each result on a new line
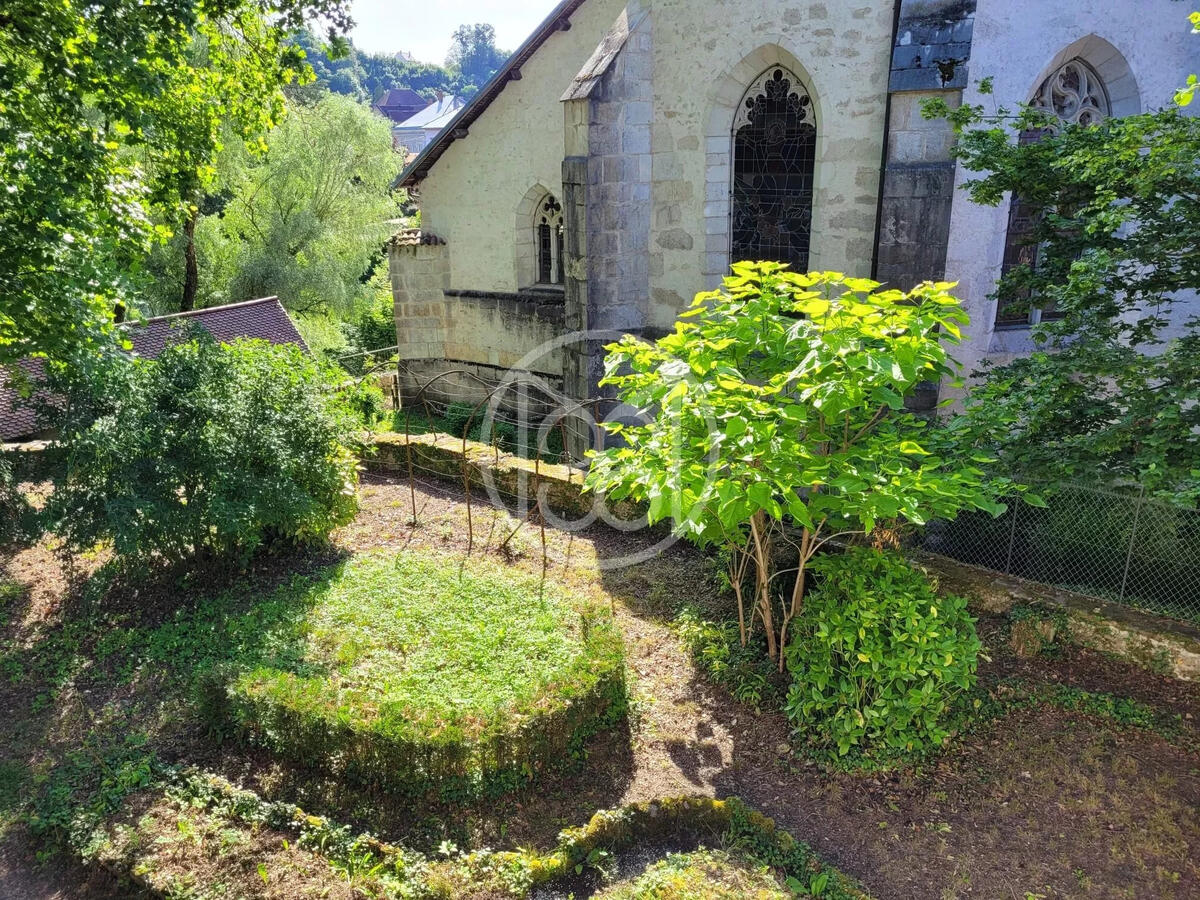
top-left (371, 88), bottom-right (430, 125)
top-left (391, 93), bottom-right (465, 154)
top-left (0, 297), bottom-right (306, 443)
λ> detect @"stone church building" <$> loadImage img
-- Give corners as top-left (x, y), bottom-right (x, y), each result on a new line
top-left (388, 0), bottom-right (1196, 415)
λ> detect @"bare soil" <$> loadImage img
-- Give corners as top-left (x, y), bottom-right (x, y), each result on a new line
top-left (1, 474), bottom-right (1198, 899)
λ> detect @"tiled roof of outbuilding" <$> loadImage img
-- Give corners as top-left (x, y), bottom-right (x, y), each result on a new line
top-left (1, 297), bottom-right (306, 442)
top-left (126, 297), bottom-right (307, 359)
top-left (0, 359), bottom-right (47, 443)
top-left (388, 229), bottom-right (446, 248)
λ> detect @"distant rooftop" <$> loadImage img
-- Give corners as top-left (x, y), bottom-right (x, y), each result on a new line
top-left (394, 94), bottom-right (464, 130)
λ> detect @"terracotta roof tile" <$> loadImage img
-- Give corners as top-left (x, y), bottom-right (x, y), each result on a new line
top-left (0, 359), bottom-right (47, 443)
top-left (1, 297), bottom-right (307, 442)
top-left (388, 228), bottom-right (446, 248)
top-left (126, 297), bottom-right (307, 359)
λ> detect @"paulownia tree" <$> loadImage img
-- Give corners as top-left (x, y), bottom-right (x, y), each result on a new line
top-left (586, 265), bottom-right (1022, 669)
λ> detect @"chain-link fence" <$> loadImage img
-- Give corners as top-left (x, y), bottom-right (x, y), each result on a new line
top-left (918, 482), bottom-right (1200, 625)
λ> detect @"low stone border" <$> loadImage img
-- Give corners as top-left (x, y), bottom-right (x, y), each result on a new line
top-left (912, 549), bottom-right (1200, 683)
top-left (367, 431), bottom-right (643, 522)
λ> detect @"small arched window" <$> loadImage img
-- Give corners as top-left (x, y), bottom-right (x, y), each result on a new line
top-left (536, 195), bottom-right (565, 286)
top-left (997, 59), bottom-right (1111, 327)
top-left (731, 67), bottom-right (817, 271)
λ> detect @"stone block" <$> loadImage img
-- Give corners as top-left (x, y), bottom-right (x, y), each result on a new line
top-left (655, 228), bottom-right (694, 251)
top-left (624, 100), bottom-right (652, 127)
top-left (703, 200), bottom-right (729, 219)
top-left (622, 124), bottom-right (651, 155)
top-left (888, 130), bottom-right (927, 163)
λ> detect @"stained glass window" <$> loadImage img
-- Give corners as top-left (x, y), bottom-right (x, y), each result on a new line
top-left (997, 59), bottom-right (1110, 327)
top-left (731, 68), bottom-right (817, 272)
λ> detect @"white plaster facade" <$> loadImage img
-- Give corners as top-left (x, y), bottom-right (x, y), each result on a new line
top-left (946, 0), bottom-right (1199, 377)
top-left (415, 0), bottom-right (625, 294)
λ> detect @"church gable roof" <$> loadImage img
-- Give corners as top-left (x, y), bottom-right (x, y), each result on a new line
top-left (393, 0), bottom-right (591, 189)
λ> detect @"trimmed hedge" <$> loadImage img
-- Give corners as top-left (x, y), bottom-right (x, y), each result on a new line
top-left (471, 796), bottom-right (872, 899)
top-left (200, 552), bottom-right (627, 801)
top-left (144, 773), bottom-right (873, 899)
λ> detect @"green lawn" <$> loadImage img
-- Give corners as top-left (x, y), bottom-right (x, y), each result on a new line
top-left (213, 550), bottom-right (627, 798)
top-left (265, 551), bottom-right (590, 731)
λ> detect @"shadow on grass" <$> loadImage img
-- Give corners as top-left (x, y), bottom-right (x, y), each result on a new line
top-left (0, 538), bottom-right (347, 866)
top-left (0, 526), bottom-right (643, 867)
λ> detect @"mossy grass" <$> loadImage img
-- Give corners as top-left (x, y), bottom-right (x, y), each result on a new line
top-left (202, 550), bottom-right (627, 800)
top-left (81, 770), bottom-right (872, 899)
top-left (592, 849), bottom-right (790, 899)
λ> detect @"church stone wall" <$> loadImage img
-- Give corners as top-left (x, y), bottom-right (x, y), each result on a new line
top-left (646, 0), bottom-right (897, 327)
top-left (390, 241), bottom-right (565, 406)
top-left (414, 0), bottom-right (625, 294)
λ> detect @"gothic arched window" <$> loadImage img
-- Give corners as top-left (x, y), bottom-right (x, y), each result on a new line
top-left (536, 195), bottom-right (565, 285)
top-left (997, 59), bottom-right (1111, 327)
top-left (731, 67), bottom-right (817, 271)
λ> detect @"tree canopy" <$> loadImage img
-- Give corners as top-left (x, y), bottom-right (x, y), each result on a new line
top-left (289, 30), bottom-right (456, 105)
top-left (446, 24), bottom-right (509, 98)
top-left (140, 92), bottom-right (400, 321)
top-left (587, 265), bottom-right (1015, 666)
top-left (924, 87), bottom-right (1200, 502)
top-left (0, 0), bottom-right (351, 366)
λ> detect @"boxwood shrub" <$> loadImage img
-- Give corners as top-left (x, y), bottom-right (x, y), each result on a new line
top-left (201, 551), bottom-right (627, 801)
top-left (784, 548), bottom-right (979, 762)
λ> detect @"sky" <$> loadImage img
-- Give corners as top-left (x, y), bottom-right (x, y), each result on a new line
top-left (348, 1), bottom-right (560, 64)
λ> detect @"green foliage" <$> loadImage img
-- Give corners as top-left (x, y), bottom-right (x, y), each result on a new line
top-left (0, 0), bottom-right (351, 365)
top-left (446, 24), bottom-right (509, 99)
top-left (339, 283), bottom-right (397, 370)
top-left (347, 379), bottom-right (388, 427)
top-left (42, 331), bottom-right (361, 568)
top-left (202, 550), bottom-right (627, 800)
top-left (783, 549), bottom-right (980, 762)
top-left (587, 265), bottom-right (1012, 666)
top-left (593, 849), bottom-right (790, 899)
top-left (26, 729), bottom-right (160, 853)
top-left (676, 609), bottom-right (784, 710)
top-left (442, 402), bottom-right (478, 440)
top-left (923, 93), bottom-right (1200, 501)
top-left (723, 800), bottom-right (868, 899)
top-left (143, 92), bottom-right (401, 320)
top-left (162, 771), bottom-right (432, 895)
top-left (290, 28), bottom-right (456, 105)
top-left (1177, 11), bottom-right (1200, 106)
top-left (0, 456), bottom-right (37, 545)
